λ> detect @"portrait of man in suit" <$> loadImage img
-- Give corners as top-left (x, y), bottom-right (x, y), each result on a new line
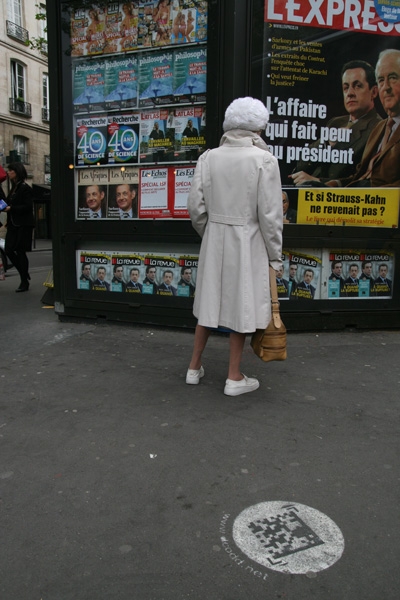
top-left (327, 49), bottom-right (400, 188)
top-left (158, 269), bottom-right (177, 296)
top-left (115, 184), bottom-right (137, 218)
top-left (289, 60), bottom-right (381, 186)
top-left (293, 268), bottom-right (316, 300)
top-left (92, 266), bottom-right (110, 291)
top-left (275, 264), bottom-right (289, 298)
top-left (79, 262), bottom-right (93, 290)
top-left (282, 191), bottom-right (297, 223)
top-left (126, 267), bottom-right (143, 293)
top-left (373, 263), bottom-right (392, 296)
top-left (85, 185), bottom-right (106, 218)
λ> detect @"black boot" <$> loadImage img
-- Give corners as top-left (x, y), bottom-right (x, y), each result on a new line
top-left (16, 279), bottom-right (29, 292)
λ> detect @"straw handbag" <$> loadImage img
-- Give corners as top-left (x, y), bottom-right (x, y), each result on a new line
top-left (251, 266), bottom-right (287, 362)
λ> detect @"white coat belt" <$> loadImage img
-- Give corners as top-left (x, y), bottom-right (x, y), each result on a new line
top-left (209, 213), bottom-right (245, 226)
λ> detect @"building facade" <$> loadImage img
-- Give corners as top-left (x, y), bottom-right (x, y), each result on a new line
top-left (0, 0), bottom-right (50, 204)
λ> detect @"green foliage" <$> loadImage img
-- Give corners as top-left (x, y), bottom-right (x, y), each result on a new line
top-left (26, 3), bottom-right (47, 53)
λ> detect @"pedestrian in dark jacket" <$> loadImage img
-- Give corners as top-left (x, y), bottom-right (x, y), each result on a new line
top-left (3, 163), bottom-right (35, 292)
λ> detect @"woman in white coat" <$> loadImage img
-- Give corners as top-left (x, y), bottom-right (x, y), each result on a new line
top-left (186, 97), bottom-right (283, 396)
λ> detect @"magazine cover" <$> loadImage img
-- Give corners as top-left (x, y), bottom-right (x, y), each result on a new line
top-left (173, 47), bottom-right (207, 103)
top-left (170, 1), bottom-right (208, 45)
top-left (139, 166), bottom-right (171, 217)
top-left (77, 176), bottom-right (108, 219)
top-left (281, 250), bottom-right (322, 300)
top-left (73, 59), bottom-right (106, 114)
top-left (143, 254), bottom-right (179, 296)
top-left (104, 55), bottom-right (138, 111)
top-left (75, 115), bottom-right (108, 166)
top-left (84, 6), bottom-right (106, 56)
top-left (172, 165), bottom-right (195, 217)
top-left (77, 251), bottom-right (112, 291)
top-left (118, 1), bottom-right (139, 51)
top-left (140, 109), bottom-right (175, 162)
top-left (177, 255), bottom-right (198, 297)
top-left (262, 0), bottom-right (400, 229)
top-left (136, 0), bottom-right (207, 48)
top-left (110, 253), bottom-right (141, 291)
top-left (70, 7), bottom-right (89, 57)
top-left (174, 106), bottom-right (205, 161)
top-left (324, 250), bottom-right (394, 299)
top-left (137, 0), bottom-right (157, 47)
top-left (138, 51), bottom-right (174, 107)
top-left (103, 2), bottom-right (123, 55)
top-left (110, 253), bottom-right (145, 293)
top-left (107, 166), bottom-right (140, 218)
top-left (107, 113), bottom-right (140, 164)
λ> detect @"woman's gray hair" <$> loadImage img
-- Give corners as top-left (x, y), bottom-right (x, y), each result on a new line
top-left (222, 97), bottom-right (269, 132)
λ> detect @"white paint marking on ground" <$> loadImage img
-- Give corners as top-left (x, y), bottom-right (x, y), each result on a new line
top-left (232, 501), bottom-right (344, 575)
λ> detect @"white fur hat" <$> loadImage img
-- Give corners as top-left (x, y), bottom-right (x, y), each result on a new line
top-left (222, 97), bottom-right (269, 132)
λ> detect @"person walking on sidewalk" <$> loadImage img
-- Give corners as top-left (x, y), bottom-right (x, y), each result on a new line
top-left (3, 163), bottom-right (35, 292)
top-left (186, 97), bottom-right (283, 396)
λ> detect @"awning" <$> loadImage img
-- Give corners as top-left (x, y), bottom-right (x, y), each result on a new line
top-left (32, 183), bottom-right (51, 202)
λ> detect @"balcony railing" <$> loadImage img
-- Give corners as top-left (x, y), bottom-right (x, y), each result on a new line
top-left (6, 20), bottom-right (29, 44)
top-left (42, 107), bottom-right (50, 122)
top-left (9, 98), bottom-right (32, 117)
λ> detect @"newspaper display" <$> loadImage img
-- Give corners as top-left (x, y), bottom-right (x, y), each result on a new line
top-left (138, 166), bottom-right (171, 217)
top-left (173, 47), bottom-right (207, 104)
top-left (140, 109), bottom-right (175, 162)
top-left (172, 165), bottom-right (195, 217)
top-left (263, 0), bottom-right (400, 229)
top-left (70, 0), bottom-right (208, 235)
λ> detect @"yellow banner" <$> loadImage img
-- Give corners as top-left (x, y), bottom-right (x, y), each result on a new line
top-left (297, 188), bottom-right (400, 228)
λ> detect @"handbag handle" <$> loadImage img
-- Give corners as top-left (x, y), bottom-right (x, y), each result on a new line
top-left (269, 266), bottom-right (283, 328)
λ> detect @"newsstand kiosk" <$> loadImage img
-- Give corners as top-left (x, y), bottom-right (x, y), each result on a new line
top-left (47, 0), bottom-right (400, 330)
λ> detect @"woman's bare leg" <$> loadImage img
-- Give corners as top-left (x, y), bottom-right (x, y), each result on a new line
top-left (189, 324), bottom-right (211, 370)
top-left (227, 332), bottom-right (246, 380)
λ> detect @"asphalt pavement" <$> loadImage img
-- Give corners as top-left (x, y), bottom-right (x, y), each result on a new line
top-left (0, 242), bottom-right (399, 600)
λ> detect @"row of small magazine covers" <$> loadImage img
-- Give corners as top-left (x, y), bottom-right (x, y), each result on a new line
top-left (77, 249), bottom-right (394, 299)
top-left (76, 164), bottom-right (193, 218)
top-left (73, 47), bottom-right (207, 113)
top-left (75, 107), bottom-right (205, 168)
top-left (70, 0), bottom-right (208, 57)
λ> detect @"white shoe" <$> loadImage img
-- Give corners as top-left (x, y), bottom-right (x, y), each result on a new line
top-left (186, 365), bottom-right (205, 385)
top-left (224, 374), bottom-right (259, 396)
